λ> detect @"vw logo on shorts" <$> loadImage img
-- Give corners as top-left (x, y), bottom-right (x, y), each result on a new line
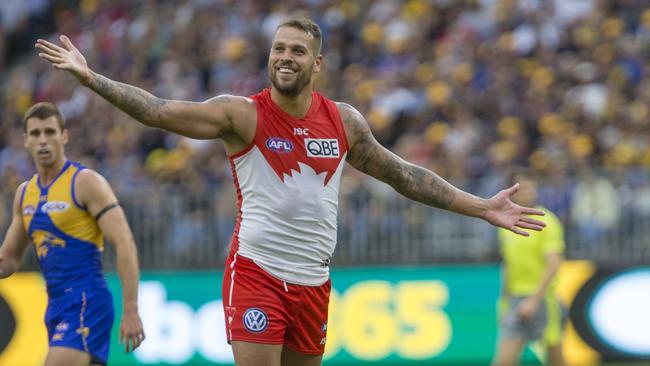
top-left (243, 308), bottom-right (268, 333)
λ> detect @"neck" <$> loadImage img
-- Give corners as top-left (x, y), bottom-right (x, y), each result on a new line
top-left (270, 87), bottom-right (313, 118)
top-left (38, 157), bottom-right (67, 186)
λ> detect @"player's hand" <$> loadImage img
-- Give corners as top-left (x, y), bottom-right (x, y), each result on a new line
top-left (35, 35), bottom-right (92, 84)
top-left (517, 297), bottom-right (540, 322)
top-left (483, 183), bottom-right (546, 236)
top-left (120, 308), bottom-right (145, 352)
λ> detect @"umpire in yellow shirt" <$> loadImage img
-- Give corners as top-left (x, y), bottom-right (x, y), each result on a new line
top-left (492, 169), bottom-right (567, 366)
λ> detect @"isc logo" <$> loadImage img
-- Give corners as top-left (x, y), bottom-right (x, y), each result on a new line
top-left (305, 139), bottom-right (339, 158)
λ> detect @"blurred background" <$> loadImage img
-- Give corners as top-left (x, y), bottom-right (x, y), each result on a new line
top-left (0, 0), bottom-right (649, 365)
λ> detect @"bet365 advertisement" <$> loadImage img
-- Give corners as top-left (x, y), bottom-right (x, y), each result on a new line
top-left (1, 262), bottom-right (648, 365)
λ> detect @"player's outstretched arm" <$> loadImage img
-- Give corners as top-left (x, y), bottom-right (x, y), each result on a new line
top-left (36, 35), bottom-right (250, 140)
top-left (75, 170), bottom-right (145, 352)
top-left (0, 184), bottom-right (30, 278)
top-left (338, 103), bottom-right (545, 236)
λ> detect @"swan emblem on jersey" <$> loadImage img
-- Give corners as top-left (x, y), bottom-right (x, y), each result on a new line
top-left (33, 230), bottom-right (66, 258)
top-left (266, 137), bottom-right (293, 153)
top-left (243, 308), bottom-right (268, 333)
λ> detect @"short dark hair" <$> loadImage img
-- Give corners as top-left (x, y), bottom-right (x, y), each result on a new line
top-left (277, 18), bottom-right (322, 54)
top-left (23, 102), bottom-right (65, 132)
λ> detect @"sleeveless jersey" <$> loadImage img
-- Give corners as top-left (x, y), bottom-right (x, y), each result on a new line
top-left (21, 160), bottom-right (107, 296)
top-left (228, 88), bottom-right (349, 285)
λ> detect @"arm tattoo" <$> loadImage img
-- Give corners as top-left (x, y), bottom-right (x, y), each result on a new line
top-left (87, 72), bottom-right (168, 126)
top-left (341, 103), bottom-right (455, 209)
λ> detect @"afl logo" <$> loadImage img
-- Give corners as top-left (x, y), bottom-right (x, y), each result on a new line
top-left (41, 201), bottom-right (70, 213)
top-left (266, 138), bottom-right (293, 153)
top-left (243, 308), bottom-right (268, 333)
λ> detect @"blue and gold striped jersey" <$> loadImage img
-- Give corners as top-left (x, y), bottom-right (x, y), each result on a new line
top-left (20, 160), bottom-right (107, 296)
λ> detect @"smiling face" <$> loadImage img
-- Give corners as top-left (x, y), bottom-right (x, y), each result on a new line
top-left (24, 116), bottom-right (68, 169)
top-left (268, 26), bottom-right (322, 97)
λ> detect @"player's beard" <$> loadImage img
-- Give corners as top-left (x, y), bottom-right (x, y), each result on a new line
top-left (269, 64), bottom-right (312, 97)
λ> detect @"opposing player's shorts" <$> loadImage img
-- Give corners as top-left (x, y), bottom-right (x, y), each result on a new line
top-left (222, 254), bottom-right (331, 354)
top-left (45, 287), bottom-right (114, 365)
top-left (499, 295), bottom-right (567, 345)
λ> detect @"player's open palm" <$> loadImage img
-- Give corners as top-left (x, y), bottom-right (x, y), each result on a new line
top-left (35, 35), bottom-right (91, 83)
top-left (120, 309), bottom-right (145, 352)
top-left (483, 183), bottom-right (546, 236)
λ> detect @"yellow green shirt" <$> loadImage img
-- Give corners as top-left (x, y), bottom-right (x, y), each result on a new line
top-left (498, 206), bottom-right (565, 296)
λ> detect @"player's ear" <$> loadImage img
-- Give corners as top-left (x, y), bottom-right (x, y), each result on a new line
top-left (62, 129), bottom-right (69, 145)
top-left (313, 54), bottom-right (323, 74)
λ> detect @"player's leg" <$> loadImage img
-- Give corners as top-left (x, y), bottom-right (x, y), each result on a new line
top-left (543, 296), bottom-right (567, 366)
top-left (44, 346), bottom-right (91, 366)
top-left (222, 255), bottom-right (291, 365)
top-left (231, 341), bottom-right (283, 366)
top-left (492, 337), bottom-right (527, 366)
top-left (492, 296), bottom-right (539, 366)
top-left (546, 344), bottom-right (566, 366)
top-left (283, 279), bottom-right (331, 366)
top-left (47, 289), bottom-right (114, 366)
top-left (281, 347), bottom-right (323, 366)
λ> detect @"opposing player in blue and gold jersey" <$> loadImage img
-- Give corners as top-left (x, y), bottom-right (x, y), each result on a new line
top-left (492, 169), bottom-right (567, 366)
top-left (0, 102), bottom-right (145, 366)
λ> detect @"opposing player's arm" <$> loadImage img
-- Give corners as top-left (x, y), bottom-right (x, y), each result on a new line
top-left (339, 102), bottom-right (545, 236)
top-left (36, 35), bottom-right (252, 140)
top-left (0, 183), bottom-right (31, 278)
top-left (75, 170), bottom-right (145, 351)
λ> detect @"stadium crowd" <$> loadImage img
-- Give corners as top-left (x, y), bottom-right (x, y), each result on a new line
top-left (1, 0), bottom-right (650, 265)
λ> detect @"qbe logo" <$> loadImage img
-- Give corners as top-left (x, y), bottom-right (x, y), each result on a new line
top-left (243, 308), bottom-right (268, 333)
top-left (305, 139), bottom-right (339, 158)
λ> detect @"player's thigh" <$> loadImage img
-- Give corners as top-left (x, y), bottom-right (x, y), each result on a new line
top-left (492, 337), bottom-right (527, 366)
top-left (231, 340), bottom-right (282, 366)
top-left (44, 346), bottom-right (91, 366)
top-left (281, 346), bottom-right (323, 366)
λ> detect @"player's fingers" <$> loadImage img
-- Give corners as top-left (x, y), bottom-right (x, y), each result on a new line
top-left (59, 35), bottom-right (77, 51)
top-left (521, 207), bottom-right (546, 217)
top-left (509, 226), bottom-right (530, 237)
top-left (35, 43), bottom-right (61, 58)
top-left (520, 216), bottom-right (545, 224)
top-left (38, 53), bottom-right (65, 64)
top-left (36, 39), bottom-right (66, 54)
top-left (503, 183), bottom-right (520, 196)
top-left (515, 221), bottom-right (542, 231)
top-left (133, 335), bottom-right (143, 350)
top-left (520, 216), bottom-right (545, 228)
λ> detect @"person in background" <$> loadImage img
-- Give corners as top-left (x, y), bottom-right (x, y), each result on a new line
top-left (0, 102), bottom-right (145, 366)
top-left (493, 168), bottom-right (567, 366)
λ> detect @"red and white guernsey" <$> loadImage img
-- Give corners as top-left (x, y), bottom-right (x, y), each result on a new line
top-left (227, 88), bottom-right (349, 286)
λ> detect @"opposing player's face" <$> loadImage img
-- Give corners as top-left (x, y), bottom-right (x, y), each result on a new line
top-left (268, 26), bottom-right (321, 96)
top-left (512, 176), bottom-right (537, 207)
top-left (24, 116), bottom-right (68, 168)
